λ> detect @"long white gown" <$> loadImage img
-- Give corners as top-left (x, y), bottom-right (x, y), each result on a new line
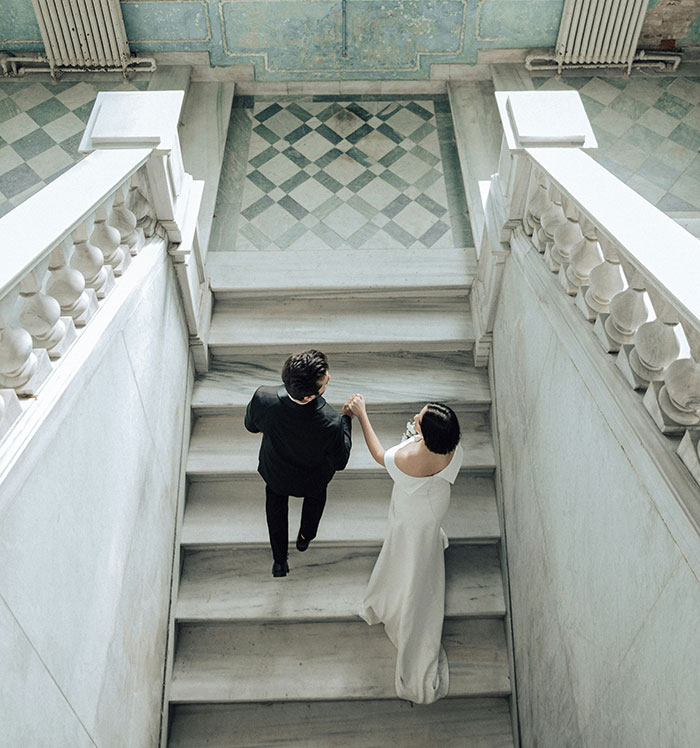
top-left (359, 436), bottom-right (463, 704)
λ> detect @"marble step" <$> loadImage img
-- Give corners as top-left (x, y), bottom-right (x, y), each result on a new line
top-left (177, 544), bottom-right (506, 623)
top-left (170, 618), bottom-right (511, 703)
top-left (208, 297), bottom-right (474, 357)
top-left (181, 476), bottom-right (500, 547)
top-left (186, 411), bottom-right (494, 478)
top-left (192, 351), bottom-right (490, 415)
top-left (168, 697), bottom-right (514, 747)
top-left (208, 247), bottom-right (477, 299)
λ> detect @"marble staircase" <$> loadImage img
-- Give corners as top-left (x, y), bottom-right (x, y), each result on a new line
top-left (167, 246), bottom-right (514, 746)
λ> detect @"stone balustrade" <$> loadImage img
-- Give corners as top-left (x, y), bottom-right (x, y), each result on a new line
top-left (480, 89), bottom-right (700, 488)
top-left (0, 91), bottom-right (211, 445)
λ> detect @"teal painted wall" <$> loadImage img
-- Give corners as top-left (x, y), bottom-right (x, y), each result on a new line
top-left (1, 0), bottom-right (699, 80)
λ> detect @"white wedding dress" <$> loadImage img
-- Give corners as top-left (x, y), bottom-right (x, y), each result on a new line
top-left (359, 436), bottom-right (463, 704)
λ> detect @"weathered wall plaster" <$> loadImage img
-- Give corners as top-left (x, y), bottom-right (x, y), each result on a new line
top-left (0, 250), bottom-right (190, 747)
top-left (493, 243), bottom-right (700, 746)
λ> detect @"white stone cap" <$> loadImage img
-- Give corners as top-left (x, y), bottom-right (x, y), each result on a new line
top-left (495, 91), bottom-right (597, 150)
top-left (79, 90), bottom-right (185, 154)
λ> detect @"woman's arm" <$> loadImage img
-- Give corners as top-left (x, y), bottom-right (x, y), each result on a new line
top-left (346, 394), bottom-right (385, 466)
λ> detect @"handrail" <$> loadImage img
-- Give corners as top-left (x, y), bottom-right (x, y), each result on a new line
top-left (0, 148), bottom-right (151, 298)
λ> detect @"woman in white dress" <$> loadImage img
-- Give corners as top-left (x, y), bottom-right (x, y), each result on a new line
top-left (344, 394), bottom-right (462, 704)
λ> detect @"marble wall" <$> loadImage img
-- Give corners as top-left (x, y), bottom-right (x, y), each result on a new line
top-left (0, 250), bottom-right (191, 746)
top-left (492, 241), bottom-right (700, 747)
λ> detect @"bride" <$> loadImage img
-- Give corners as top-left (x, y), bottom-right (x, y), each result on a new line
top-left (344, 394), bottom-right (462, 704)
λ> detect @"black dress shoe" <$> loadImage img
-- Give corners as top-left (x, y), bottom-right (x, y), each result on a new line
top-left (296, 531), bottom-right (310, 552)
top-left (272, 561), bottom-right (289, 577)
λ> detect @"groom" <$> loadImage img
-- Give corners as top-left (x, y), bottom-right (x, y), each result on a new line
top-left (244, 349), bottom-right (352, 577)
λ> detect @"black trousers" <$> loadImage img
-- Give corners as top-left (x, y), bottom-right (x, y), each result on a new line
top-left (265, 485), bottom-right (327, 564)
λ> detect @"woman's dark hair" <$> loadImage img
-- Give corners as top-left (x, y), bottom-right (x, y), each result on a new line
top-left (421, 403), bottom-right (460, 454)
top-left (282, 349), bottom-right (329, 400)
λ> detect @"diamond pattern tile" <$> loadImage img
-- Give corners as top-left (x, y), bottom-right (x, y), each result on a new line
top-left (0, 77), bottom-right (150, 208)
top-left (231, 97), bottom-right (472, 251)
top-left (532, 73), bottom-right (700, 212)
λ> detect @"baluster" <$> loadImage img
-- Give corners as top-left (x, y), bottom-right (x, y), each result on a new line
top-left (0, 319), bottom-right (52, 395)
top-left (675, 326), bottom-right (700, 481)
top-left (594, 266), bottom-right (648, 353)
top-left (70, 221), bottom-right (115, 300)
top-left (17, 264), bottom-right (77, 360)
top-left (562, 218), bottom-right (603, 297)
top-left (576, 237), bottom-right (625, 322)
top-left (90, 200), bottom-right (130, 277)
top-left (45, 243), bottom-right (98, 328)
top-left (617, 300), bottom-right (680, 391)
top-left (524, 172), bottom-right (547, 237)
top-left (110, 183), bottom-right (144, 256)
top-left (547, 198), bottom-right (582, 273)
top-left (128, 176), bottom-right (156, 238)
top-left (537, 184), bottom-right (566, 256)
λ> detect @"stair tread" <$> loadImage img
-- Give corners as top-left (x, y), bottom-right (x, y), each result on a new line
top-left (182, 475), bottom-right (500, 546)
top-left (192, 351), bottom-right (490, 414)
top-left (207, 247), bottom-right (477, 297)
top-left (208, 297), bottom-right (474, 355)
top-left (186, 412), bottom-right (494, 477)
top-left (168, 698), bottom-right (514, 747)
top-left (170, 618), bottom-right (510, 702)
top-left (177, 544), bottom-right (505, 622)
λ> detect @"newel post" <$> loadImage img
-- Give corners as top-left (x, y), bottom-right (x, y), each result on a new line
top-left (472, 91), bottom-right (597, 366)
top-left (79, 92), bottom-right (211, 372)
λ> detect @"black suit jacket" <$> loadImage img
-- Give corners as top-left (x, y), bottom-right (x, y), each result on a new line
top-left (244, 385), bottom-right (352, 496)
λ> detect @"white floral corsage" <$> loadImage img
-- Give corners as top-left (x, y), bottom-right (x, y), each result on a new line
top-left (402, 419), bottom-right (418, 441)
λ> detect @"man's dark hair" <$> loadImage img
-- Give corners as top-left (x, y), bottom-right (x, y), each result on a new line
top-left (282, 349), bottom-right (329, 400)
top-left (421, 403), bottom-right (460, 454)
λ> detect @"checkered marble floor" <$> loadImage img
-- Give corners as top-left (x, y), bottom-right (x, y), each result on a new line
top-left (233, 97), bottom-right (472, 251)
top-left (0, 77), bottom-right (150, 218)
top-left (532, 73), bottom-right (700, 212)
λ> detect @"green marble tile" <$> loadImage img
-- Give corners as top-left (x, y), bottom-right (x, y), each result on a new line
top-left (58, 132), bottom-right (84, 158)
top-left (347, 170), bottom-right (374, 193)
top-left (275, 223), bottom-right (307, 249)
top-left (26, 98), bottom-right (70, 127)
top-left (280, 170), bottom-right (311, 194)
top-left (410, 144), bottom-right (440, 167)
top-left (317, 103), bottom-right (343, 122)
top-left (625, 124), bottom-right (664, 153)
top-left (282, 146), bottom-right (311, 169)
top-left (313, 170), bottom-right (343, 193)
top-left (0, 163), bottom-right (41, 199)
top-left (656, 193), bottom-right (697, 211)
top-left (379, 169), bottom-right (409, 192)
top-left (239, 221), bottom-right (270, 250)
top-left (347, 194), bottom-right (377, 220)
top-left (609, 94), bottom-right (649, 121)
top-left (378, 145), bottom-right (406, 168)
top-left (249, 145), bottom-right (279, 169)
top-left (313, 195), bottom-right (343, 220)
top-left (419, 220), bottom-right (450, 247)
top-left (406, 101), bottom-right (433, 121)
top-left (248, 170), bottom-right (276, 193)
top-left (382, 194), bottom-right (411, 218)
top-left (345, 146), bottom-right (372, 168)
top-left (668, 123), bottom-right (700, 152)
top-left (346, 123), bottom-right (372, 145)
top-left (255, 103), bottom-right (282, 122)
top-left (278, 195), bottom-right (309, 220)
top-left (241, 194), bottom-right (274, 220)
top-left (253, 123), bottom-right (279, 145)
top-left (12, 129), bottom-right (54, 160)
top-left (579, 94), bottom-right (606, 120)
top-left (638, 156), bottom-right (682, 191)
top-left (654, 92), bottom-right (693, 120)
top-left (71, 100), bottom-right (96, 123)
top-left (377, 122), bottom-right (402, 144)
top-left (408, 121), bottom-right (437, 144)
top-left (286, 123), bottom-right (313, 144)
top-left (416, 193), bottom-right (447, 218)
top-left (310, 222), bottom-right (343, 249)
top-left (232, 95), bottom-right (254, 109)
top-left (347, 222), bottom-right (379, 248)
top-left (287, 102), bottom-right (313, 122)
top-left (0, 97), bottom-right (21, 124)
top-left (383, 219), bottom-right (414, 247)
top-left (314, 148), bottom-right (342, 169)
top-left (414, 168), bottom-right (441, 192)
top-left (346, 103), bottom-right (372, 122)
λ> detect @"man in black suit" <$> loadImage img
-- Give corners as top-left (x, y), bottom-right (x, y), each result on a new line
top-left (244, 350), bottom-right (352, 577)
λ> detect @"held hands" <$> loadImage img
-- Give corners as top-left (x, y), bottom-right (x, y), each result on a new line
top-left (342, 393), bottom-right (367, 418)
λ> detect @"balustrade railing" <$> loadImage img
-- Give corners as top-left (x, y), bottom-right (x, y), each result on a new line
top-left (0, 91), bottom-right (210, 444)
top-left (478, 90), bottom-right (700, 488)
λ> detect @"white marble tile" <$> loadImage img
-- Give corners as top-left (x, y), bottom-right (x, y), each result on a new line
top-left (0, 112), bottom-right (39, 143)
top-left (0, 144), bottom-right (23, 175)
top-left (626, 173), bottom-right (666, 205)
top-left (27, 144), bottom-right (73, 179)
top-left (669, 172), bottom-right (700, 209)
top-left (56, 82), bottom-right (98, 110)
top-left (637, 106), bottom-right (680, 137)
top-left (592, 107), bottom-right (634, 137)
top-left (0, 597), bottom-right (96, 747)
top-left (667, 77), bottom-right (700, 105)
top-left (10, 82), bottom-right (53, 111)
top-left (580, 78), bottom-right (622, 105)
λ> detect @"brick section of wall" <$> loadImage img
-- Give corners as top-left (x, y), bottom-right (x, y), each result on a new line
top-left (639, 0), bottom-right (699, 50)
